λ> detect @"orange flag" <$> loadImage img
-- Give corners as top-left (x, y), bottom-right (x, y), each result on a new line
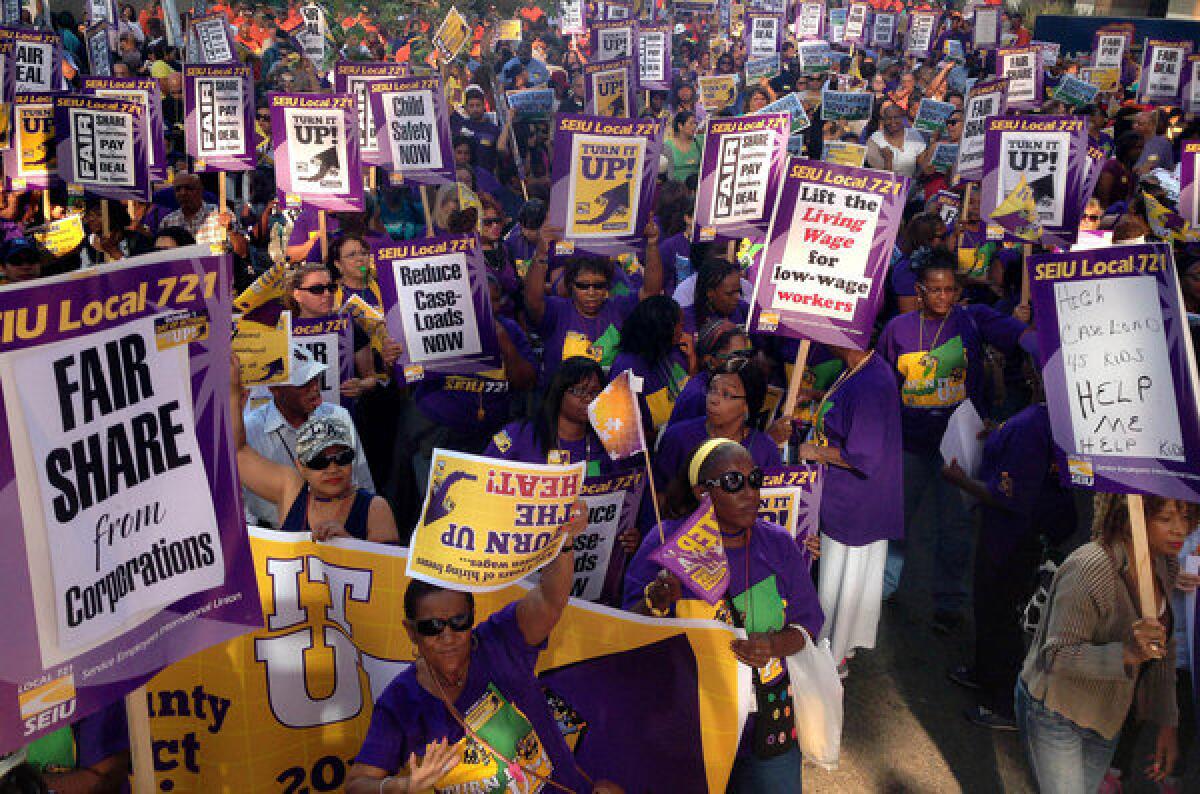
top-left (588, 369), bottom-right (648, 461)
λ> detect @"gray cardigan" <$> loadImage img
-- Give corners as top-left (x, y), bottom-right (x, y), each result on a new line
top-left (1020, 541), bottom-right (1178, 740)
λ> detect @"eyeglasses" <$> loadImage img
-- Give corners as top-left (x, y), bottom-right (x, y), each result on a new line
top-left (918, 284), bottom-right (960, 295)
top-left (566, 384), bottom-right (601, 400)
top-left (296, 283), bottom-right (336, 295)
top-left (305, 448), bottom-right (355, 470)
top-left (482, 217), bottom-right (503, 225)
top-left (704, 468), bottom-right (764, 494)
top-left (1082, 213), bottom-right (1101, 221)
top-left (948, 118), bottom-right (963, 125)
top-left (574, 280), bottom-right (609, 292)
top-left (707, 387), bottom-right (747, 402)
top-left (412, 611), bottom-right (474, 637)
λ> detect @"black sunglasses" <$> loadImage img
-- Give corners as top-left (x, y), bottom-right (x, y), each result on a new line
top-left (297, 283), bottom-right (336, 295)
top-left (412, 611), bottom-right (474, 637)
top-left (305, 448), bottom-right (355, 470)
top-left (482, 217), bottom-right (503, 225)
top-left (704, 468), bottom-right (764, 493)
top-left (574, 280), bottom-right (609, 292)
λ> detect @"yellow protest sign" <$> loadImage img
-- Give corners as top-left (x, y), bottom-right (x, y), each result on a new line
top-left (147, 530), bottom-right (749, 793)
top-left (30, 215), bottom-right (85, 257)
top-left (1081, 67), bottom-right (1120, 93)
top-left (434, 6), bottom-right (471, 60)
top-left (823, 140), bottom-right (867, 167)
top-left (408, 450), bottom-right (585, 590)
top-left (497, 18), bottom-right (522, 42)
top-left (567, 135), bottom-right (646, 239)
top-left (232, 312), bottom-right (291, 386)
top-left (698, 75), bottom-right (738, 112)
top-left (585, 59), bottom-right (632, 117)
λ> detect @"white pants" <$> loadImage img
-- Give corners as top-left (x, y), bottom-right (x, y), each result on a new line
top-left (817, 536), bottom-right (887, 664)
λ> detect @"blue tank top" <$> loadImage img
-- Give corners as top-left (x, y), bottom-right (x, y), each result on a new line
top-left (280, 483), bottom-right (374, 540)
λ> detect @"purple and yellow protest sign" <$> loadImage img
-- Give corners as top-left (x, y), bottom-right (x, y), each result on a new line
top-left (591, 18), bottom-right (637, 63)
top-left (54, 94), bottom-right (151, 202)
top-left (187, 12), bottom-right (237, 63)
top-left (1029, 243), bottom-right (1200, 500)
top-left (183, 64), bottom-right (255, 173)
top-left (270, 92), bottom-right (364, 212)
top-left (840, 1), bottom-right (869, 46)
top-left (955, 78), bottom-right (1008, 182)
top-left (83, 75), bottom-right (167, 181)
top-left (745, 12), bottom-right (784, 59)
top-left (432, 6), bottom-right (470, 61)
top-left (996, 47), bottom-right (1043, 111)
top-left (650, 497), bottom-right (729, 605)
top-left (759, 465), bottom-right (823, 559)
top-left (1180, 54), bottom-right (1200, 118)
top-left (374, 233), bottom-right (500, 384)
top-left (870, 11), bottom-right (897, 50)
top-left (408, 450), bottom-right (585, 591)
top-left (1139, 39), bottom-right (1193, 105)
top-left (584, 56), bottom-right (635, 118)
top-left (291, 315), bottom-right (355, 407)
top-left (746, 159), bottom-right (908, 350)
top-left (698, 74), bottom-right (739, 114)
top-left (795, 1), bottom-right (825, 41)
top-left (368, 75), bottom-right (455, 187)
top-left (1182, 140), bottom-right (1199, 228)
top-left (147, 529), bottom-right (747, 793)
top-left (981, 115), bottom-right (1089, 248)
top-left (8, 28), bottom-right (62, 93)
top-left (3, 93), bottom-right (57, 191)
top-left (637, 22), bottom-right (671, 91)
top-left (548, 114), bottom-right (664, 257)
top-left (333, 61), bottom-right (410, 168)
top-left (0, 247), bottom-right (261, 753)
top-left (906, 11), bottom-right (938, 58)
top-left (693, 113), bottom-right (790, 247)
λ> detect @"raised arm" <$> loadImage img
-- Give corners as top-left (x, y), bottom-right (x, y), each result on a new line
top-left (638, 219), bottom-right (663, 299)
top-left (523, 225), bottom-right (558, 327)
top-left (229, 354), bottom-right (303, 512)
top-left (516, 500), bottom-right (587, 646)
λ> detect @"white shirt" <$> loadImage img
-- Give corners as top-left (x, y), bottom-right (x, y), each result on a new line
top-left (242, 400), bottom-right (375, 528)
top-left (866, 129), bottom-right (928, 179)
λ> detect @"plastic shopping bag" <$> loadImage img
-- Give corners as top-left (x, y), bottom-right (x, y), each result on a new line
top-left (784, 627), bottom-right (843, 770)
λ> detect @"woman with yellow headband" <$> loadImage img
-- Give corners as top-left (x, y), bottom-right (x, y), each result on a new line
top-left (622, 439), bottom-right (823, 793)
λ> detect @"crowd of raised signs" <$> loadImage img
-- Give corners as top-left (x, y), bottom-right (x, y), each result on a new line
top-left (3, 0), bottom-right (1200, 792)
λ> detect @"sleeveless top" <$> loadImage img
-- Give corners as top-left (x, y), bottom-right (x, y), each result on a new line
top-left (280, 483), bottom-right (374, 540)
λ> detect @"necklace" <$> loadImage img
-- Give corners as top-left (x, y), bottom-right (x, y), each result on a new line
top-left (918, 307), bottom-right (952, 353)
top-left (812, 351), bottom-right (875, 441)
top-left (311, 488), bottom-right (354, 503)
top-left (423, 656), bottom-right (467, 692)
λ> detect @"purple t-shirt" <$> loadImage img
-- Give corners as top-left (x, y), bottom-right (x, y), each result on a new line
top-left (666, 370), bottom-right (710, 428)
top-left (877, 304), bottom-right (1029, 454)
top-left (815, 354), bottom-right (904, 546)
top-left (288, 209), bottom-right (340, 263)
top-left (680, 299), bottom-right (749, 335)
top-left (656, 232), bottom-right (689, 297)
top-left (977, 403), bottom-right (1075, 560)
top-left (609, 349), bottom-right (690, 430)
top-left (889, 247), bottom-right (916, 299)
top-left (485, 419), bottom-right (622, 479)
top-left (537, 293), bottom-right (640, 385)
top-left (653, 416), bottom-right (782, 490)
top-left (415, 317), bottom-right (533, 434)
top-left (355, 603), bottom-right (589, 793)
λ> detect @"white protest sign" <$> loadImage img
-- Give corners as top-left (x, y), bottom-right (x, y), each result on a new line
top-left (389, 253), bottom-right (484, 363)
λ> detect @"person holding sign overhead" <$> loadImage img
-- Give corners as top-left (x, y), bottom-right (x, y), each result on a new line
top-left (877, 250), bottom-right (1035, 632)
top-left (623, 440), bottom-right (822, 793)
top-left (1017, 494), bottom-right (1196, 794)
top-left (524, 222), bottom-right (663, 386)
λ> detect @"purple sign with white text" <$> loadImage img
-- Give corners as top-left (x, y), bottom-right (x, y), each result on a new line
top-left (183, 64), bottom-right (255, 173)
top-left (54, 94), bottom-right (151, 202)
top-left (270, 92), bottom-right (364, 212)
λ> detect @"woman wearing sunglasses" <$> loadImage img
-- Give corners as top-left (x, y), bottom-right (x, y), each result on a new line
top-left (525, 222), bottom-right (663, 387)
top-left (229, 356), bottom-right (398, 544)
top-left (477, 193), bottom-right (521, 319)
top-left (796, 344), bottom-right (903, 677)
top-left (347, 506), bottom-right (600, 794)
top-left (653, 356), bottom-right (781, 498)
top-left (623, 440), bottom-right (823, 792)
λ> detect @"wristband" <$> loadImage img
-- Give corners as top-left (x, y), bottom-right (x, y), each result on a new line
top-left (643, 583), bottom-right (669, 617)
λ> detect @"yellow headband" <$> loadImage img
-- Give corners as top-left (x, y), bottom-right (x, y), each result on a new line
top-left (688, 438), bottom-right (740, 488)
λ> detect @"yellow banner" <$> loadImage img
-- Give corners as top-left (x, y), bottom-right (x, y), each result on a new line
top-left (823, 141), bottom-right (867, 167)
top-left (30, 215), bottom-right (85, 257)
top-left (232, 312), bottom-right (291, 386)
top-left (147, 530), bottom-right (748, 793)
top-left (408, 450), bottom-right (586, 591)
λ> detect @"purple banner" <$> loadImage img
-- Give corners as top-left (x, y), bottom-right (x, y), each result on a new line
top-left (548, 113), bottom-right (664, 257)
top-left (1139, 39), bottom-right (1193, 105)
top-left (981, 115), bottom-right (1089, 249)
top-left (1183, 140), bottom-right (1199, 229)
top-left (693, 113), bottom-right (790, 249)
top-left (83, 76), bottom-right (167, 182)
top-left (5, 28), bottom-right (63, 93)
top-left (996, 47), bottom-right (1044, 111)
top-left (794, 1), bottom-right (825, 42)
top-left (270, 92), bottom-right (364, 212)
top-left (3, 93), bottom-right (57, 191)
top-left (334, 61), bottom-right (410, 168)
top-left (374, 233), bottom-right (501, 384)
top-left (637, 23), bottom-right (671, 92)
top-left (368, 75), bottom-right (455, 187)
top-left (183, 64), bottom-right (255, 173)
top-left (1029, 243), bottom-right (1200, 501)
top-left (649, 496), bottom-right (729, 605)
top-left (759, 464), bottom-right (822, 567)
top-left (1183, 55), bottom-right (1200, 119)
top-left (747, 159), bottom-right (908, 350)
top-left (291, 314), bottom-right (355, 408)
top-left (54, 94), bottom-right (151, 202)
top-left (0, 247), bottom-right (261, 754)
top-left (583, 56), bottom-right (635, 118)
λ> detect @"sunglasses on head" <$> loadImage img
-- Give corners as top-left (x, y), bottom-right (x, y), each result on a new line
top-left (412, 610), bottom-right (474, 637)
top-left (306, 448), bottom-right (355, 470)
top-left (704, 468), bottom-right (764, 494)
top-left (297, 283), bottom-right (336, 295)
